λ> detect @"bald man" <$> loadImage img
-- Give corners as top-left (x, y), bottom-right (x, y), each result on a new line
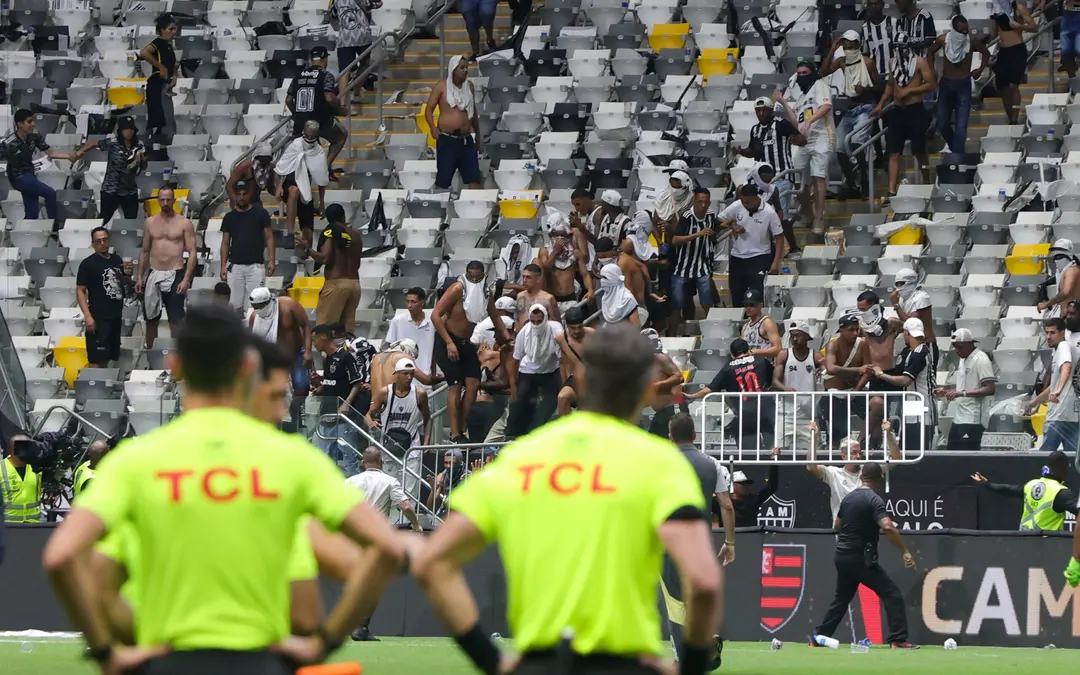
top-left (73, 439), bottom-right (111, 499)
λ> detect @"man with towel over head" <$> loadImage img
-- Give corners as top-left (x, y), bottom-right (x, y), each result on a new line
top-left (425, 55), bottom-right (483, 191)
top-left (247, 287), bottom-right (314, 402)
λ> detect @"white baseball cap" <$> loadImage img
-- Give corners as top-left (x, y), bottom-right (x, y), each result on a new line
top-left (394, 358), bottom-right (416, 373)
top-left (951, 328), bottom-right (977, 343)
top-left (754, 96), bottom-right (772, 109)
top-left (903, 317), bottom-right (925, 338)
top-left (601, 189), bottom-right (622, 207)
top-left (1051, 238), bottom-right (1074, 253)
top-left (788, 320), bottom-right (811, 336)
top-left (842, 29), bottom-right (861, 42)
top-left (731, 471), bottom-right (753, 484)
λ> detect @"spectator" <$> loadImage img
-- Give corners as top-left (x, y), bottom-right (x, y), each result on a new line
top-left (569, 187), bottom-right (603, 244)
top-left (718, 184), bottom-right (784, 306)
top-left (330, 0), bottom-right (382, 97)
top-left (891, 267), bottom-right (937, 366)
top-left (307, 204), bottom-right (363, 333)
top-left (778, 59), bottom-right (834, 234)
top-left (275, 120), bottom-right (329, 238)
top-left (1026, 319), bottom-right (1079, 452)
top-left (855, 291), bottom-right (905, 444)
top-left (344, 331), bottom-right (378, 415)
top-left (861, 0), bottom-right (895, 74)
top-left (669, 187), bottom-right (717, 331)
top-left (934, 328), bottom-right (996, 450)
top-left (823, 312), bottom-right (868, 442)
top-left (507, 304), bottom-right (563, 438)
top-left (927, 15), bottom-right (989, 154)
top-left (425, 56), bottom-right (483, 191)
top-left (220, 184), bottom-right (275, 314)
top-left (555, 306), bottom-right (593, 415)
top-left (428, 449), bottom-right (467, 516)
top-left (139, 14), bottom-right (178, 144)
top-left (686, 338), bottom-right (775, 450)
top-left (76, 227), bottom-right (133, 368)
top-left (246, 287), bottom-right (314, 402)
top-left (495, 234), bottom-right (532, 293)
top-left (622, 211), bottom-right (666, 329)
top-left (1061, 0), bottom-right (1080, 78)
top-left (873, 31), bottom-right (937, 205)
top-left (747, 162), bottom-right (800, 257)
top-left (643, 328), bottom-right (684, 437)
top-left (1039, 239), bottom-right (1080, 318)
top-left (136, 187), bottom-right (196, 349)
top-left (990, 0), bottom-right (1036, 125)
top-left (74, 116), bottom-right (146, 223)
top-left (287, 47), bottom-right (347, 171)
top-left (896, 0), bottom-right (936, 53)
top-left (226, 144), bottom-right (275, 207)
top-left (1065, 300), bottom-right (1080, 350)
top-left (613, 221), bottom-right (658, 328)
top-left (741, 289), bottom-right (782, 359)
top-left (366, 357), bottom-right (431, 451)
top-left (820, 31), bottom-right (882, 198)
top-left (213, 281), bottom-right (232, 304)
top-left (731, 464), bottom-right (782, 527)
top-left (470, 340), bottom-right (511, 443)
top-left (539, 212), bottom-right (592, 316)
top-left (3, 109), bottom-right (75, 223)
top-left (432, 260), bottom-right (487, 442)
top-left (385, 287), bottom-right (437, 386)
top-left (371, 339), bottom-right (438, 393)
top-left (597, 189), bottom-right (631, 242)
top-left (773, 320), bottom-right (820, 451)
top-left (513, 263), bottom-right (560, 330)
top-left (737, 98), bottom-right (805, 230)
top-left (459, 0), bottom-right (498, 56)
top-left (471, 296), bottom-right (516, 348)
top-left (598, 264), bottom-right (641, 326)
top-left (310, 324), bottom-right (363, 476)
top-left (868, 317), bottom-right (937, 450)
top-left (654, 170), bottom-right (695, 230)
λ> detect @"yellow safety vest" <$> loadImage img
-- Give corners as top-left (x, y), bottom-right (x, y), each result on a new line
top-left (0, 457), bottom-right (42, 523)
top-left (1020, 477), bottom-right (1066, 531)
top-left (73, 461), bottom-right (95, 498)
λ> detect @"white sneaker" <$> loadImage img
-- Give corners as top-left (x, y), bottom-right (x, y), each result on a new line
top-left (812, 218), bottom-right (825, 234)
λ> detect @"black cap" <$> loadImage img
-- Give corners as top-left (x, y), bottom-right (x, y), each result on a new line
top-left (117, 116), bottom-right (137, 131)
top-left (838, 312), bottom-right (860, 328)
top-left (743, 289), bottom-right (764, 306)
top-left (730, 338), bottom-right (751, 357)
top-left (740, 183), bottom-right (760, 197)
top-left (564, 306), bottom-right (586, 325)
top-left (311, 46), bottom-right (329, 59)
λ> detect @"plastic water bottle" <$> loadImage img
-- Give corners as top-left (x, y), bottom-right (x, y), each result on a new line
top-left (813, 634), bottom-right (840, 649)
top-left (999, 188), bottom-right (1007, 201)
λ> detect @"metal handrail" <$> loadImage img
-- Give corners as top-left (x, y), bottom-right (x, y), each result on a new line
top-left (30, 405), bottom-right (113, 441)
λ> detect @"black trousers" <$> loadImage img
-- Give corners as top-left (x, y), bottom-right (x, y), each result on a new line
top-left (100, 191), bottom-right (140, 223)
top-left (508, 0), bottom-right (532, 26)
top-left (815, 552), bottom-right (908, 644)
top-left (136, 650), bottom-right (293, 675)
top-left (947, 423), bottom-right (984, 451)
top-left (728, 253), bottom-right (771, 307)
top-left (507, 371), bottom-right (562, 439)
top-left (659, 555), bottom-right (722, 670)
top-left (647, 405), bottom-right (676, 438)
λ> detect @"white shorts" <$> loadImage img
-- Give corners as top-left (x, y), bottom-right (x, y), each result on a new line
top-left (793, 145), bottom-right (832, 181)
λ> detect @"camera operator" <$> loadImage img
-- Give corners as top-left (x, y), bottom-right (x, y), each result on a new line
top-left (73, 440), bottom-right (112, 500)
top-left (2, 435), bottom-right (43, 523)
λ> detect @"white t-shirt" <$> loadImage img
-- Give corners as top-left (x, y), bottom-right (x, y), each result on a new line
top-left (1047, 341), bottom-right (1079, 423)
top-left (385, 312), bottom-right (436, 381)
top-left (513, 321), bottom-right (564, 374)
top-left (346, 469), bottom-right (408, 519)
top-left (790, 79), bottom-right (835, 151)
top-left (719, 201), bottom-right (783, 259)
top-left (821, 465), bottom-right (862, 520)
top-left (952, 348), bottom-right (997, 427)
top-left (900, 289), bottom-right (932, 315)
top-left (710, 457), bottom-right (732, 494)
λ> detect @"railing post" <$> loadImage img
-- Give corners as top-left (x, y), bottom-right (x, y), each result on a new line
top-left (377, 44), bottom-right (385, 130)
top-left (440, 11), bottom-right (446, 72)
top-left (1049, 28), bottom-right (1056, 94)
top-left (868, 142), bottom-right (876, 212)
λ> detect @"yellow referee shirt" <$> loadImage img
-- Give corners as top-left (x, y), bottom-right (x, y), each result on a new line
top-left (449, 411), bottom-right (706, 657)
top-left (78, 408), bottom-right (363, 650)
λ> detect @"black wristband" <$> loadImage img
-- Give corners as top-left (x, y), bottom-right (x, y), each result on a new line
top-left (317, 624), bottom-right (344, 655)
top-left (85, 645), bottom-right (113, 665)
top-left (453, 624), bottom-right (501, 675)
top-left (680, 644), bottom-right (711, 675)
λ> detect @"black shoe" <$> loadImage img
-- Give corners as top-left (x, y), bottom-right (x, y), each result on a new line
top-left (453, 435), bottom-right (469, 444)
top-left (351, 627), bottom-right (380, 642)
top-left (711, 635), bottom-right (723, 669)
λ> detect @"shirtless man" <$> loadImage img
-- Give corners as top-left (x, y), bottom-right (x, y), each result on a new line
top-left (872, 30), bottom-right (937, 201)
top-left (539, 213), bottom-right (592, 316)
top-left (822, 313), bottom-right (870, 442)
top-left (226, 143), bottom-right (275, 206)
top-left (424, 55), bottom-right (483, 191)
top-left (247, 287), bottom-right (313, 398)
top-left (300, 203), bottom-right (363, 333)
top-left (989, 0), bottom-right (1036, 124)
top-left (555, 306), bottom-right (594, 415)
top-left (514, 263), bottom-right (560, 332)
top-left (642, 328), bottom-right (685, 438)
top-left (854, 291), bottom-right (905, 446)
top-left (369, 339), bottom-right (440, 393)
top-left (432, 260), bottom-right (488, 442)
top-left (1039, 239), bottom-right (1080, 319)
top-left (926, 15), bottom-right (989, 154)
top-left (136, 186), bottom-right (196, 348)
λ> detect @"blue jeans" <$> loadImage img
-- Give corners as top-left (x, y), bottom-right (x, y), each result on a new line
top-left (12, 173), bottom-right (57, 220)
top-left (1062, 10), bottom-right (1080, 61)
top-left (937, 77), bottom-right (972, 153)
top-left (837, 104), bottom-right (873, 156)
top-left (459, 0), bottom-right (498, 33)
top-left (771, 177), bottom-right (797, 221)
top-left (1040, 420), bottom-right (1080, 453)
top-left (313, 421), bottom-right (361, 477)
top-left (671, 274), bottom-right (713, 310)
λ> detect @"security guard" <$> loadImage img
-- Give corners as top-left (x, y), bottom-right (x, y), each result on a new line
top-left (73, 439), bottom-right (111, 499)
top-left (1, 435), bottom-right (42, 523)
top-left (972, 450), bottom-right (1078, 531)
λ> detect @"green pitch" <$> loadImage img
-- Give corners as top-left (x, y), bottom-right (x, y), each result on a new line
top-left (2, 637), bottom-right (1075, 674)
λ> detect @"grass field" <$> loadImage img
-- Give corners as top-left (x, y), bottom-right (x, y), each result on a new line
top-left (2, 637), bottom-right (1076, 675)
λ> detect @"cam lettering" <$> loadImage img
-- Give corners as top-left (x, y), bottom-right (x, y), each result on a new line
top-left (155, 468), bottom-right (280, 502)
top-left (517, 462), bottom-right (616, 494)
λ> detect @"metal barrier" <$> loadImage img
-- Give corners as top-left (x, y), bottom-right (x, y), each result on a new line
top-left (698, 390), bottom-right (930, 465)
top-left (30, 405), bottom-right (115, 441)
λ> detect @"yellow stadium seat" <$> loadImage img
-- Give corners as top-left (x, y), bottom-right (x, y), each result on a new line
top-left (147, 188), bottom-right (190, 216)
top-left (499, 191), bottom-right (542, 219)
top-left (887, 223), bottom-right (924, 245)
top-left (1032, 403), bottom-right (1048, 437)
top-left (1006, 243), bottom-right (1050, 276)
top-left (289, 276), bottom-right (325, 310)
top-left (648, 23), bottom-right (690, 52)
top-left (697, 49), bottom-right (738, 79)
top-left (53, 336), bottom-right (88, 388)
top-left (416, 103), bottom-right (439, 149)
top-left (107, 78), bottom-right (147, 107)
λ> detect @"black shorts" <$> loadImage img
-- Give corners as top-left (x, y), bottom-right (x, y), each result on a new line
top-left (885, 103), bottom-right (929, 155)
top-left (138, 649), bottom-right (293, 675)
top-left (142, 272), bottom-right (186, 324)
top-left (337, 45), bottom-right (368, 76)
top-left (563, 374), bottom-right (576, 392)
top-left (292, 116), bottom-right (347, 145)
top-left (435, 132), bottom-right (483, 188)
top-left (434, 331), bottom-right (482, 385)
top-left (993, 42), bottom-right (1028, 87)
top-left (86, 316), bottom-right (122, 364)
top-left (867, 377), bottom-right (902, 393)
top-left (280, 175), bottom-right (316, 232)
top-left (648, 405), bottom-right (676, 438)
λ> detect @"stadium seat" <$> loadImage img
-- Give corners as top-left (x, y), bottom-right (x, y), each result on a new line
top-left (647, 23), bottom-right (690, 52)
top-left (290, 277), bottom-right (325, 310)
top-left (75, 368), bottom-right (120, 405)
top-left (53, 335), bottom-right (89, 387)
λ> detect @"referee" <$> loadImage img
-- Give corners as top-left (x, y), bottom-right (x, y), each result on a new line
top-left (43, 305), bottom-right (407, 675)
top-left (812, 463), bottom-right (919, 650)
top-left (411, 323), bottom-right (722, 675)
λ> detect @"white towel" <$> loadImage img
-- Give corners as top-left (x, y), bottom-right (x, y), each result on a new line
top-left (519, 303), bottom-right (558, 365)
top-left (499, 234), bottom-right (533, 284)
top-left (446, 55), bottom-right (476, 118)
top-left (599, 265), bottom-right (637, 323)
top-left (460, 274), bottom-right (487, 324)
top-left (384, 339), bottom-right (419, 359)
top-left (249, 290), bottom-right (279, 341)
top-left (627, 210), bottom-right (657, 261)
top-left (143, 269), bottom-right (177, 321)
top-left (273, 136), bottom-right (329, 204)
top-left (750, 162), bottom-right (777, 203)
top-left (654, 170), bottom-right (693, 221)
top-left (546, 210), bottom-right (576, 270)
top-left (842, 51), bottom-right (874, 97)
top-left (944, 29), bottom-right (971, 65)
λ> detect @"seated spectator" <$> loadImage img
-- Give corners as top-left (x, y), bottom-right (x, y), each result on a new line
top-left (3, 108), bottom-right (75, 223)
top-left (934, 328), bottom-right (996, 450)
top-left (274, 121), bottom-right (329, 237)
